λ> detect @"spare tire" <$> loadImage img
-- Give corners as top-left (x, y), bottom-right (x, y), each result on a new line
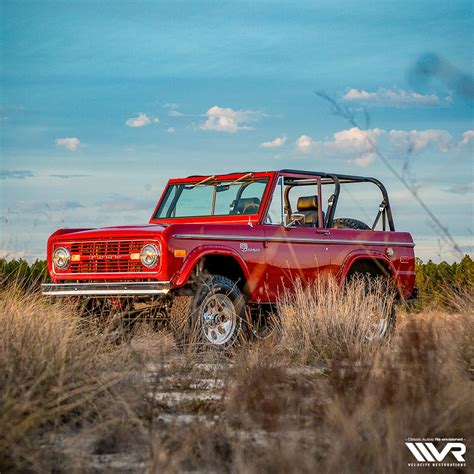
top-left (332, 218), bottom-right (371, 230)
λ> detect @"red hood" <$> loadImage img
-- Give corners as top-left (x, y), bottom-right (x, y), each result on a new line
top-left (51, 224), bottom-right (168, 241)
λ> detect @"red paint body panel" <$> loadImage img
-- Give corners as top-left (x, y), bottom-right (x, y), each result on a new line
top-left (45, 171), bottom-right (416, 301)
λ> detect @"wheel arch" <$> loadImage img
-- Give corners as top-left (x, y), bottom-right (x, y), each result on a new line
top-left (171, 246), bottom-right (251, 297)
top-left (340, 251), bottom-right (402, 295)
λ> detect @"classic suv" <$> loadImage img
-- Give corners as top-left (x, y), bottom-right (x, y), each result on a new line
top-left (42, 170), bottom-right (416, 347)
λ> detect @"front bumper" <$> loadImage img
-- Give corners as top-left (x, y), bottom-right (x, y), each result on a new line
top-left (41, 281), bottom-right (171, 297)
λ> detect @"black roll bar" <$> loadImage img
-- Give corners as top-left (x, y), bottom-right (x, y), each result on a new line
top-left (279, 169), bottom-right (395, 231)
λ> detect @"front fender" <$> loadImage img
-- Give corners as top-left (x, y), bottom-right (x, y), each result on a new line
top-left (171, 244), bottom-right (251, 288)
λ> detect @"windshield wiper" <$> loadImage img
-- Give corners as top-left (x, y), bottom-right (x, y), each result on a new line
top-left (228, 172), bottom-right (254, 186)
top-left (190, 175), bottom-right (216, 188)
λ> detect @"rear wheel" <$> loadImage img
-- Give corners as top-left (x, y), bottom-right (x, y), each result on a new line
top-left (365, 301), bottom-right (395, 341)
top-left (347, 273), bottom-right (396, 341)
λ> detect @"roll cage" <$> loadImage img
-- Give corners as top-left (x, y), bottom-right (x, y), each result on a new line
top-left (278, 169), bottom-right (395, 231)
top-left (150, 170), bottom-right (395, 231)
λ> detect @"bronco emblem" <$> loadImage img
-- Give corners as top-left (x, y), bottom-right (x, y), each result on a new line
top-left (239, 243), bottom-right (261, 253)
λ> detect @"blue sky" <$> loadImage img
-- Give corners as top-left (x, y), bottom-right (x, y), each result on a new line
top-left (1, 0), bottom-right (473, 262)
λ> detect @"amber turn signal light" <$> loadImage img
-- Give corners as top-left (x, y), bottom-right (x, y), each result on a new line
top-left (174, 249), bottom-right (187, 258)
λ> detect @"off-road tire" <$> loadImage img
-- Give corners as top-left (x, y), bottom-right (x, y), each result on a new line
top-left (169, 294), bottom-right (194, 335)
top-left (170, 275), bottom-right (247, 349)
top-left (333, 217), bottom-right (371, 230)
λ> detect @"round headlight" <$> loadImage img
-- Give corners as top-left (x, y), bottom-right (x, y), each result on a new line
top-left (140, 243), bottom-right (160, 269)
top-left (53, 247), bottom-right (70, 270)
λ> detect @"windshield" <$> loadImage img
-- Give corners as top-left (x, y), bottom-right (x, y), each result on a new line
top-left (154, 178), bottom-right (269, 219)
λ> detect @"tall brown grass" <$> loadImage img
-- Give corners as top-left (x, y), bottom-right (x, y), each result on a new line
top-left (276, 276), bottom-right (395, 364)
top-left (151, 281), bottom-right (473, 473)
top-left (0, 289), bottom-right (136, 471)
top-left (1, 278), bottom-right (472, 472)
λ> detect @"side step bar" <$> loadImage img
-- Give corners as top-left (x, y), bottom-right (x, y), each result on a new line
top-left (42, 281), bottom-right (171, 297)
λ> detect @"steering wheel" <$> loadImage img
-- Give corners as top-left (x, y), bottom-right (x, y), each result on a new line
top-left (242, 202), bottom-right (260, 214)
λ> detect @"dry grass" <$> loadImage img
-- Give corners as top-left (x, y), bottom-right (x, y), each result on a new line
top-left (276, 276), bottom-right (395, 363)
top-left (1, 279), bottom-right (472, 473)
top-left (0, 288), bottom-right (137, 471)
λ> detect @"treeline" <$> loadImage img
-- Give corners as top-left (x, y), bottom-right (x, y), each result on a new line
top-left (0, 259), bottom-right (50, 291)
top-left (415, 255), bottom-right (473, 309)
top-left (1, 256), bottom-right (473, 308)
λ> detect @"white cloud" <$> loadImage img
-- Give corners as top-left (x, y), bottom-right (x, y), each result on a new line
top-left (353, 152), bottom-right (378, 167)
top-left (125, 113), bottom-right (159, 128)
top-left (444, 182), bottom-right (474, 194)
top-left (329, 128), bottom-right (384, 167)
top-left (295, 135), bottom-right (315, 153)
top-left (55, 137), bottom-right (81, 151)
top-left (168, 110), bottom-right (184, 117)
top-left (260, 136), bottom-right (286, 149)
top-left (330, 127), bottom-right (384, 152)
top-left (166, 127), bottom-right (176, 133)
top-left (164, 104), bottom-right (184, 117)
top-left (296, 128), bottom-right (383, 166)
top-left (342, 88), bottom-right (450, 107)
top-left (388, 129), bottom-right (452, 153)
top-left (459, 130), bottom-right (474, 147)
top-left (294, 127), bottom-right (460, 167)
top-left (200, 105), bottom-right (258, 133)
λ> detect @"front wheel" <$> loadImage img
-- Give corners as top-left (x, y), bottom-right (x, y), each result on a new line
top-left (170, 275), bottom-right (247, 349)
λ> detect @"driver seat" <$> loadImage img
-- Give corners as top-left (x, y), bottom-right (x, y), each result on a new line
top-left (297, 195), bottom-right (324, 226)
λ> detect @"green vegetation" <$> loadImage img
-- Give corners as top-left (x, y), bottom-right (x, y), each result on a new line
top-left (0, 259), bottom-right (49, 291)
top-left (1, 255), bottom-right (473, 309)
top-left (415, 255), bottom-right (474, 309)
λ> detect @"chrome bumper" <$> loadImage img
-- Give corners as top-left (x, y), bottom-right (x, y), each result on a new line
top-left (41, 281), bottom-right (171, 297)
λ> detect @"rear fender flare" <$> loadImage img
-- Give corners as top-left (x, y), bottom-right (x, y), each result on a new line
top-left (339, 249), bottom-right (401, 290)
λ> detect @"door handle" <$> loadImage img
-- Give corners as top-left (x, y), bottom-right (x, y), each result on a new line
top-left (316, 230), bottom-right (330, 236)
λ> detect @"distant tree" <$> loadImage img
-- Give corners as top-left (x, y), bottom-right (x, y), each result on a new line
top-left (0, 259), bottom-right (49, 291)
top-left (415, 255), bottom-right (473, 309)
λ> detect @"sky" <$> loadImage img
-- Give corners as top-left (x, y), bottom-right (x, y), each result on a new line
top-left (1, 0), bottom-right (473, 262)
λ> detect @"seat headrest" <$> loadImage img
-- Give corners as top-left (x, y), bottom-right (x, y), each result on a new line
top-left (234, 197), bottom-right (261, 214)
top-left (297, 195), bottom-right (318, 211)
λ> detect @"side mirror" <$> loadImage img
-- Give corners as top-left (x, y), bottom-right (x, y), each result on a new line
top-left (285, 213), bottom-right (305, 228)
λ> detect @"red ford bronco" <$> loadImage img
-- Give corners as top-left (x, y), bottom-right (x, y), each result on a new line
top-left (42, 170), bottom-right (416, 346)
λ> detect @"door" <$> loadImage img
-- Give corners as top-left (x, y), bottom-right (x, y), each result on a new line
top-left (262, 176), bottom-right (332, 301)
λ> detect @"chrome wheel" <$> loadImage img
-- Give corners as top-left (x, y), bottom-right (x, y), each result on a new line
top-left (365, 303), bottom-right (395, 342)
top-left (365, 317), bottom-right (389, 341)
top-left (200, 293), bottom-right (237, 345)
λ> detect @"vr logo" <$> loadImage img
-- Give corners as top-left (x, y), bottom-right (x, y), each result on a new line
top-left (405, 442), bottom-right (466, 463)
